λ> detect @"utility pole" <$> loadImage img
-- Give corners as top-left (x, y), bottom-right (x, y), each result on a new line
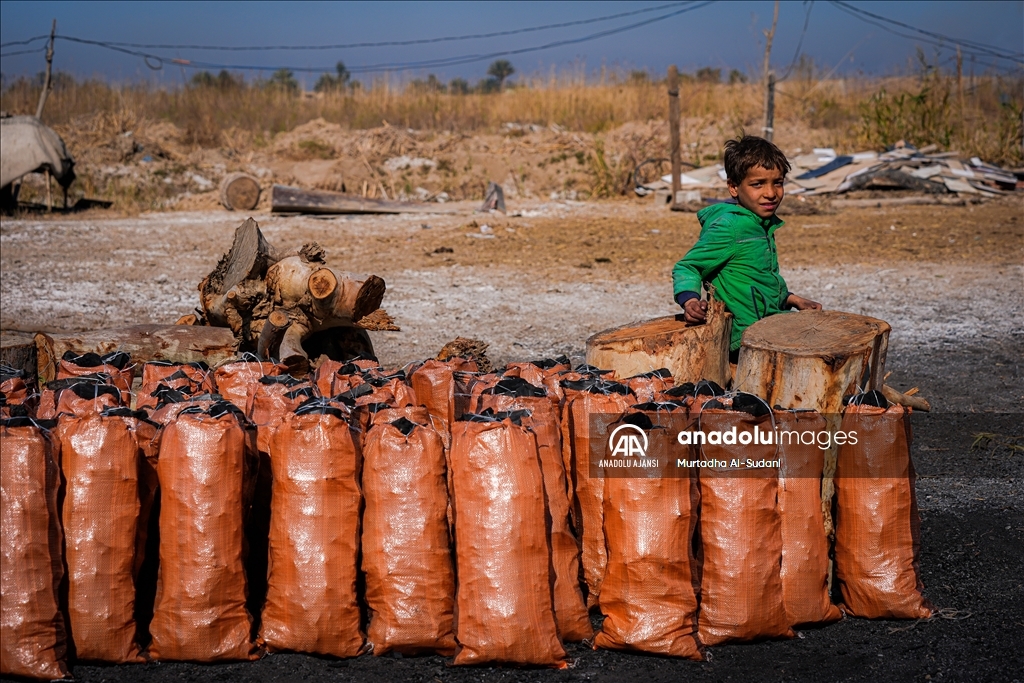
top-left (761, 0), bottom-right (778, 142)
top-left (35, 19), bottom-right (57, 119)
top-left (668, 65), bottom-right (681, 206)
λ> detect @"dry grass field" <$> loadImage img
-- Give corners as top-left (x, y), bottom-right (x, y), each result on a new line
top-left (2, 64), bottom-right (1021, 212)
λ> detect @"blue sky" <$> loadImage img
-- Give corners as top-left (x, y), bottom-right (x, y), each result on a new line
top-left (1, 1), bottom-right (1021, 87)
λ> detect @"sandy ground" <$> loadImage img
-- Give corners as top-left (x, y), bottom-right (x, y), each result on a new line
top-left (1, 198), bottom-right (1022, 682)
top-left (2, 197), bottom-right (1021, 404)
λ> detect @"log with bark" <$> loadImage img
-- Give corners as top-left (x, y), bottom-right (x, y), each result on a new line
top-left (219, 173), bottom-right (262, 211)
top-left (34, 325), bottom-right (238, 384)
top-left (189, 217), bottom-right (395, 369)
top-left (584, 298), bottom-right (732, 385)
top-left (734, 309), bottom-right (891, 540)
top-left (1, 330), bottom-right (38, 382)
top-left (271, 184), bottom-right (454, 215)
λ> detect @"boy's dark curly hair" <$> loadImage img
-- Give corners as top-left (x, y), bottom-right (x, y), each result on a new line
top-left (723, 136), bottom-right (791, 185)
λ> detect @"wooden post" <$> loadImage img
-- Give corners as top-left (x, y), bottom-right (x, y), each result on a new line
top-left (761, 0), bottom-right (778, 142)
top-left (34, 20), bottom-right (57, 120)
top-left (763, 72), bottom-right (776, 142)
top-left (667, 65), bottom-right (681, 206)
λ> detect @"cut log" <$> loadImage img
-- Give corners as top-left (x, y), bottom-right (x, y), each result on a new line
top-left (35, 325), bottom-right (238, 383)
top-left (1, 330), bottom-right (38, 381)
top-left (734, 309), bottom-right (891, 540)
top-left (734, 310), bottom-right (890, 409)
top-left (271, 184), bottom-right (454, 215)
top-left (204, 217), bottom-right (279, 299)
top-left (882, 384), bottom-right (931, 412)
top-left (585, 299), bottom-right (732, 385)
top-left (194, 217), bottom-right (389, 365)
top-left (219, 173), bottom-right (262, 211)
top-left (256, 309), bottom-right (289, 360)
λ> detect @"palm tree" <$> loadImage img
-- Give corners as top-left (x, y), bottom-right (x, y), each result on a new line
top-left (315, 61), bottom-right (351, 93)
top-left (268, 69), bottom-right (300, 94)
top-left (487, 60), bottom-right (515, 91)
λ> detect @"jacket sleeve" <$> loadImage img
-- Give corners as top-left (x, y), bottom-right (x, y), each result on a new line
top-left (672, 222), bottom-right (734, 297)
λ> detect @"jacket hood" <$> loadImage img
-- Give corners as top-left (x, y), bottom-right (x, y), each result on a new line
top-left (697, 202), bottom-right (783, 232)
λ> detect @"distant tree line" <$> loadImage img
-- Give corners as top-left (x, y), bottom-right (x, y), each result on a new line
top-left (9, 59), bottom-right (746, 97)
top-left (186, 59), bottom-right (518, 96)
top-left (627, 67), bottom-right (748, 85)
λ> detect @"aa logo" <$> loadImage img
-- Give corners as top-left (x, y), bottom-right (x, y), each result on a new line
top-left (607, 423), bottom-right (649, 459)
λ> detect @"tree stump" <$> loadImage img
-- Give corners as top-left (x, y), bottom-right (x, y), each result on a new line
top-left (219, 173), bottom-right (262, 211)
top-left (734, 309), bottom-right (891, 539)
top-left (585, 298), bottom-right (732, 384)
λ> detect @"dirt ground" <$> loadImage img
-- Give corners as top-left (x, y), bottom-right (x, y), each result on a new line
top-left (1, 196), bottom-right (1022, 682)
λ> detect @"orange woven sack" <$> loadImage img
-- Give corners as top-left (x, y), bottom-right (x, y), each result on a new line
top-left (362, 417), bottom-right (456, 655)
top-left (479, 381), bottom-right (592, 641)
top-left (148, 404), bottom-right (259, 662)
top-left (560, 379), bottom-right (634, 608)
top-left (147, 391), bottom-right (219, 426)
top-left (245, 375), bottom-right (313, 623)
top-left (261, 406), bottom-right (365, 657)
top-left (362, 372), bottom-right (417, 408)
top-left (38, 377), bottom-right (123, 419)
top-left (622, 368), bottom-right (674, 403)
top-left (369, 404), bottom-right (431, 427)
top-left (697, 405), bottom-right (794, 645)
top-left (316, 358), bottom-right (381, 397)
top-left (57, 351), bottom-right (134, 404)
top-left (450, 415), bottom-right (566, 667)
top-left (1, 365), bottom-right (33, 417)
top-left (312, 358), bottom-right (345, 397)
top-left (137, 361), bottom-right (214, 410)
top-left (775, 410), bottom-right (842, 627)
top-left (452, 370), bottom-right (497, 419)
top-left (329, 369), bottom-right (367, 397)
top-left (503, 357), bottom-right (570, 416)
top-left (57, 409), bottom-right (153, 663)
top-left (248, 375), bottom-right (315, 453)
top-left (595, 415), bottom-right (702, 659)
top-left (214, 356), bottom-right (283, 413)
top-left (835, 401), bottom-right (932, 619)
top-left (0, 418), bottom-right (69, 680)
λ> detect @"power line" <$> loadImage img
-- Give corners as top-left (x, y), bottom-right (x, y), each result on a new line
top-left (778, 1), bottom-right (814, 81)
top-left (0, 46), bottom-right (46, 58)
top-left (0, 34), bottom-right (49, 48)
top-left (54, 1), bottom-right (699, 52)
top-left (53, 2), bottom-right (716, 75)
top-left (830, 1), bottom-right (1024, 65)
top-left (831, 1), bottom-right (1023, 58)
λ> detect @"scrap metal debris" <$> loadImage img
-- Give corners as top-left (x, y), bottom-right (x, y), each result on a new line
top-left (636, 142), bottom-right (1022, 201)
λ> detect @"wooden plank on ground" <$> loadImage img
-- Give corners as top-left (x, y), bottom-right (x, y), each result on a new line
top-left (271, 184), bottom-right (455, 215)
top-left (35, 325), bottom-right (238, 383)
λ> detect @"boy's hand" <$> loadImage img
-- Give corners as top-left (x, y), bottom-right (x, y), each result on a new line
top-left (785, 294), bottom-right (822, 311)
top-left (683, 298), bottom-right (708, 324)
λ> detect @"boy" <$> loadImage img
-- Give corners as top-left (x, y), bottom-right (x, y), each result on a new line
top-left (672, 136), bottom-right (820, 362)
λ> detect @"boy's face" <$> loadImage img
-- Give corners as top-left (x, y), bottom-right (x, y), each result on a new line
top-left (727, 165), bottom-right (785, 219)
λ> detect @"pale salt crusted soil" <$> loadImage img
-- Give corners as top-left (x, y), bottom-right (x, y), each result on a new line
top-left (2, 204), bottom-right (1020, 371)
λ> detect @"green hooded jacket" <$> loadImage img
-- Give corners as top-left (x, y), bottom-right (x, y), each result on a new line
top-left (672, 203), bottom-right (789, 351)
